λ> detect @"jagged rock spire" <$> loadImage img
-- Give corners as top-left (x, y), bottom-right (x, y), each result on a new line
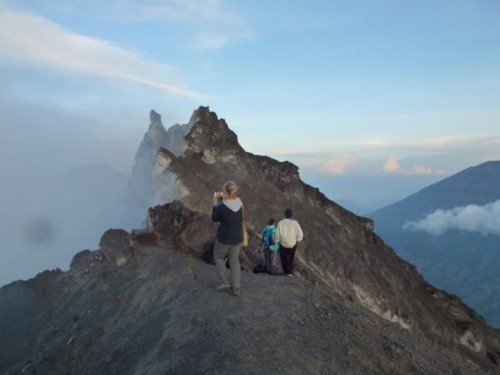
top-left (150, 109), bottom-right (161, 123)
top-left (126, 109), bottom-right (192, 226)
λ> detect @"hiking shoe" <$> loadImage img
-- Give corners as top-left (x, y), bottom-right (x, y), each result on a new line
top-left (231, 288), bottom-right (240, 297)
top-left (216, 280), bottom-right (230, 290)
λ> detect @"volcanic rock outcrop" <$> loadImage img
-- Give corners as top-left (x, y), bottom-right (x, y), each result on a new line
top-left (1, 106), bottom-right (499, 374)
top-left (142, 107), bottom-right (500, 367)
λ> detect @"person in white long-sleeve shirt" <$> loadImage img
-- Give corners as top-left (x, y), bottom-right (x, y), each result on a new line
top-left (276, 208), bottom-right (303, 275)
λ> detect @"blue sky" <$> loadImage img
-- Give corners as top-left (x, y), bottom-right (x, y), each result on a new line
top-left (1, 0), bottom-right (500, 206)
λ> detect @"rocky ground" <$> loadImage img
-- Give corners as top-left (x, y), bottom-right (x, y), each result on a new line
top-left (1, 244), bottom-right (493, 375)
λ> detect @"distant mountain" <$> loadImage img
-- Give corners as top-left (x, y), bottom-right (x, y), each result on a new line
top-left (371, 161), bottom-right (500, 327)
top-left (336, 198), bottom-right (397, 216)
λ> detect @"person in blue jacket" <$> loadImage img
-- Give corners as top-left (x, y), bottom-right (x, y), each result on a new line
top-left (262, 218), bottom-right (279, 274)
top-left (212, 181), bottom-right (244, 296)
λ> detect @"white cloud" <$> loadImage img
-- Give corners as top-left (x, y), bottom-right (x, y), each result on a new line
top-left (318, 155), bottom-right (357, 175)
top-left (382, 156), bottom-right (444, 175)
top-left (0, 4), bottom-right (201, 98)
top-left (123, 0), bottom-right (245, 24)
top-left (404, 200), bottom-right (500, 236)
top-left (190, 33), bottom-right (235, 52)
top-left (110, 0), bottom-right (254, 50)
top-left (383, 155), bottom-right (400, 173)
top-left (410, 164), bottom-right (433, 175)
top-left (8, 0), bottom-right (254, 52)
top-left (358, 133), bottom-right (500, 153)
top-left (357, 138), bottom-right (388, 147)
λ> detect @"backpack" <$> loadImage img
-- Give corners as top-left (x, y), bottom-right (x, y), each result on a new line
top-left (268, 231), bottom-right (275, 247)
top-left (253, 263), bottom-right (268, 273)
top-left (262, 227), bottom-right (275, 249)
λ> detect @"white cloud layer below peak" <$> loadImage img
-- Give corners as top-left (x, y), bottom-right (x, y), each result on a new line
top-left (404, 200), bottom-right (500, 236)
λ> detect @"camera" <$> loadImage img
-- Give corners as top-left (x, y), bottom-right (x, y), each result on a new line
top-left (213, 191), bottom-right (223, 203)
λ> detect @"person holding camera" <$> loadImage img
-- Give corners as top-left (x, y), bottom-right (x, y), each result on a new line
top-left (211, 181), bottom-right (244, 296)
top-left (276, 208), bottom-right (303, 276)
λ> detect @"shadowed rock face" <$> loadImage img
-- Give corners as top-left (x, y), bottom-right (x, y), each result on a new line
top-left (0, 107), bottom-right (499, 374)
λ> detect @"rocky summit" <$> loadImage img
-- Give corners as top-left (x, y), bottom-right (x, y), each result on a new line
top-left (1, 107), bottom-right (499, 375)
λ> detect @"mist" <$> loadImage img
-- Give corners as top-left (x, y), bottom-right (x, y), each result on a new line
top-left (0, 102), bottom-right (139, 287)
top-left (301, 173), bottom-right (444, 215)
top-left (403, 200), bottom-right (500, 237)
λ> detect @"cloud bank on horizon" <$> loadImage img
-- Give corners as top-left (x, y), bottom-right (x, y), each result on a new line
top-left (404, 200), bottom-right (500, 237)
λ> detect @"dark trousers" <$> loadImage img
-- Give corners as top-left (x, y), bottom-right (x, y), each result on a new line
top-left (279, 244), bottom-right (296, 275)
top-left (264, 249), bottom-right (278, 274)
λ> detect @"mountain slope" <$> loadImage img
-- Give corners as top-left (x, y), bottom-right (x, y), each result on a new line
top-left (371, 161), bottom-right (500, 327)
top-left (0, 242), bottom-right (492, 375)
top-left (1, 107), bottom-right (499, 373)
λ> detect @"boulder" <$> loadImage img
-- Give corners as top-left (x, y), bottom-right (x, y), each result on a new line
top-left (99, 229), bottom-right (132, 266)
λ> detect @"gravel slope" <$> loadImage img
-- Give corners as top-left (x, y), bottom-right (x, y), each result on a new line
top-left (1, 245), bottom-right (492, 375)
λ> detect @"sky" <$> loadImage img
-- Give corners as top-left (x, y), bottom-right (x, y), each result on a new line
top-left (1, 0), bottom-right (500, 283)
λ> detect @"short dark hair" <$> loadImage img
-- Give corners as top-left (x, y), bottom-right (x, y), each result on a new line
top-left (268, 218), bottom-right (275, 225)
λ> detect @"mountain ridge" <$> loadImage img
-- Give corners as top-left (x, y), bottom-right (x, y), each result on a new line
top-left (374, 160), bottom-right (500, 220)
top-left (1, 107), bottom-right (499, 374)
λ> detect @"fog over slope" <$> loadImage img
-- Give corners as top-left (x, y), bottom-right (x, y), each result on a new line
top-left (0, 104), bottom-right (132, 286)
top-left (0, 105), bottom-right (192, 287)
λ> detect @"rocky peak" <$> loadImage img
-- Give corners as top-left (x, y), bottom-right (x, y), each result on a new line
top-left (145, 110), bottom-right (168, 151)
top-left (149, 109), bottom-right (161, 123)
top-left (184, 106), bottom-right (243, 162)
top-left (143, 107), bottom-right (500, 369)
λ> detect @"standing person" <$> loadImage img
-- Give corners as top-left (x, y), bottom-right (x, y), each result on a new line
top-left (276, 208), bottom-right (303, 276)
top-left (262, 218), bottom-right (279, 274)
top-left (212, 181), bottom-right (244, 296)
